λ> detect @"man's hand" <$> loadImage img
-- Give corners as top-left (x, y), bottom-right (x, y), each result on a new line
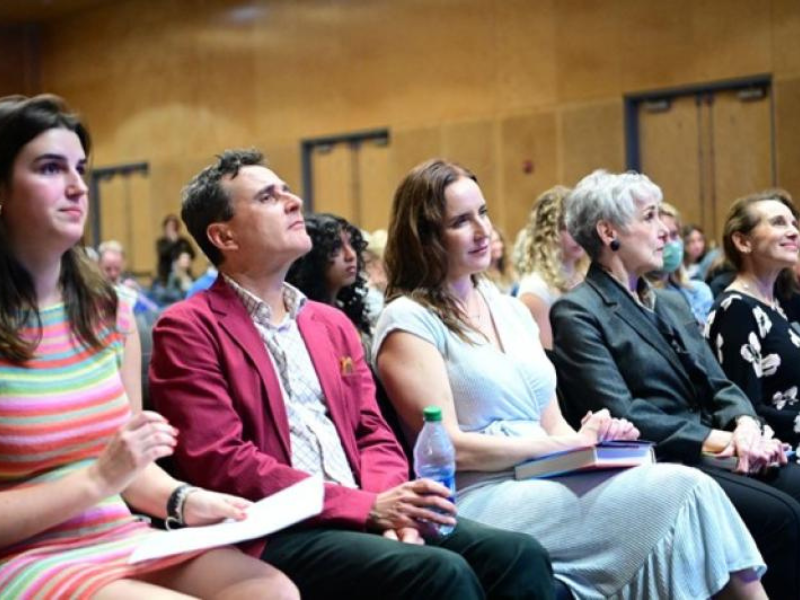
top-left (382, 527), bottom-right (425, 545)
top-left (367, 479), bottom-right (455, 534)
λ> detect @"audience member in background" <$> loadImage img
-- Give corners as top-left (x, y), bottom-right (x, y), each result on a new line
top-left (98, 239), bottom-right (160, 316)
top-left (186, 260), bottom-right (219, 298)
top-left (149, 149), bottom-right (556, 600)
top-left (286, 213), bottom-right (373, 349)
top-left (0, 94), bottom-right (296, 600)
top-left (646, 203), bottom-right (713, 328)
top-left (363, 228), bottom-right (388, 326)
top-left (511, 226), bottom-right (530, 277)
top-left (550, 169), bottom-right (800, 598)
top-left (167, 250), bottom-right (195, 296)
top-left (516, 186), bottom-right (586, 349)
top-left (705, 190), bottom-right (800, 445)
top-left (98, 239), bottom-right (134, 286)
top-left (154, 250), bottom-right (195, 305)
top-left (485, 226), bottom-right (517, 295)
top-left (374, 159), bottom-right (767, 600)
top-left (706, 254), bottom-right (737, 298)
top-left (683, 223), bottom-right (720, 281)
top-left (155, 213), bottom-right (195, 285)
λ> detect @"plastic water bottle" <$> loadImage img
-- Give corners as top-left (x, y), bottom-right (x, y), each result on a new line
top-left (413, 406), bottom-right (456, 538)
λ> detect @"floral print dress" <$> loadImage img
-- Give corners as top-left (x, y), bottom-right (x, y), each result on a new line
top-left (705, 291), bottom-right (800, 444)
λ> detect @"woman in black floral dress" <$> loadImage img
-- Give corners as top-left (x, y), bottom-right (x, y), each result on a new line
top-left (706, 189), bottom-right (800, 444)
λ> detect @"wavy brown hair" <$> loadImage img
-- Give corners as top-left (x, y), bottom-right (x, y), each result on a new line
top-left (385, 158), bottom-right (481, 342)
top-left (722, 188), bottom-right (798, 298)
top-left (0, 94), bottom-right (117, 363)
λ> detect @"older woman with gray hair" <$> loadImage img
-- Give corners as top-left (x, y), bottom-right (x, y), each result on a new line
top-left (550, 169), bottom-right (800, 599)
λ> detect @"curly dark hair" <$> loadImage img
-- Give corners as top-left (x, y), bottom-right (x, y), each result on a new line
top-left (287, 213), bottom-right (371, 334)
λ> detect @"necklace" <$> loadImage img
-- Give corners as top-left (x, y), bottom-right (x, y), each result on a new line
top-left (735, 276), bottom-right (777, 309)
top-left (458, 287), bottom-right (484, 321)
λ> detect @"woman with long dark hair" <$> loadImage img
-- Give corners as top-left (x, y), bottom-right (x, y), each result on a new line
top-left (0, 95), bottom-right (297, 599)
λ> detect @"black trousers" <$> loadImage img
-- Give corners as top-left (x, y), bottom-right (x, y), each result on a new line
top-left (261, 517), bottom-right (555, 600)
top-left (699, 462), bottom-right (800, 600)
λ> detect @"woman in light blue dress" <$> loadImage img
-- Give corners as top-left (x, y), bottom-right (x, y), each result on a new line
top-left (373, 158), bottom-right (766, 599)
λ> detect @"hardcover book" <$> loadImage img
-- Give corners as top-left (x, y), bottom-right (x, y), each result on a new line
top-left (514, 441), bottom-right (655, 480)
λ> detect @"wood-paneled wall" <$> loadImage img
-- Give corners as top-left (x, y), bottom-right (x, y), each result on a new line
top-left (0, 25), bottom-right (39, 96)
top-left (9, 0), bottom-right (800, 275)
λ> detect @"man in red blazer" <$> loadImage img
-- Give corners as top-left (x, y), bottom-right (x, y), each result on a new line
top-left (149, 149), bottom-right (554, 600)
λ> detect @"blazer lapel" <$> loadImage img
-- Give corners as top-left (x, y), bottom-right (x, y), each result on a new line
top-left (207, 280), bottom-right (291, 458)
top-left (297, 308), bottom-right (356, 462)
top-left (586, 265), bottom-right (688, 377)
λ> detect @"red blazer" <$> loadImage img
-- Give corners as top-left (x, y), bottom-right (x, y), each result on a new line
top-left (149, 278), bottom-right (409, 556)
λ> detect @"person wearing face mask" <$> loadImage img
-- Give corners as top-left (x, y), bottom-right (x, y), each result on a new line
top-left (646, 203), bottom-right (714, 328)
top-left (550, 171), bottom-right (800, 598)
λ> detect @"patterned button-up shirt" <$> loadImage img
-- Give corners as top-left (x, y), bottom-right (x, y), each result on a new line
top-left (224, 275), bottom-right (357, 488)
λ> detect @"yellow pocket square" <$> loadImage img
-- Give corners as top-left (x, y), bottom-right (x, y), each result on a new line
top-left (340, 356), bottom-right (354, 376)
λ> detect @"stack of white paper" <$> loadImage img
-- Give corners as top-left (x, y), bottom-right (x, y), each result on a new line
top-left (129, 476), bottom-right (324, 563)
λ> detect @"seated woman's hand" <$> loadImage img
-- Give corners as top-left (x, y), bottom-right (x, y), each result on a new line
top-left (182, 490), bottom-right (251, 526)
top-left (731, 421), bottom-right (772, 474)
top-left (89, 411), bottom-right (177, 497)
top-left (578, 410), bottom-right (640, 444)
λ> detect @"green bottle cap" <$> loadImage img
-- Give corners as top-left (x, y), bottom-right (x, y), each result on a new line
top-left (422, 406), bottom-right (443, 422)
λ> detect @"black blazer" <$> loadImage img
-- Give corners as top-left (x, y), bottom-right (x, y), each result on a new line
top-left (551, 263), bottom-right (757, 463)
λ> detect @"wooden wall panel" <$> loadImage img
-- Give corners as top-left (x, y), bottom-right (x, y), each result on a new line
top-left (499, 112), bottom-right (558, 238)
top-left (0, 0), bottom-right (792, 254)
top-left (691, 0), bottom-right (772, 83)
top-left (638, 96), bottom-right (704, 229)
top-left (442, 120), bottom-right (498, 210)
top-left (773, 0), bottom-right (800, 77)
top-left (389, 126), bottom-right (443, 190)
top-left (0, 25), bottom-right (39, 96)
top-left (357, 142), bottom-right (393, 231)
top-left (618, 0), bottom-right (695, 92)
top-left (559, 100), bottom-right (624, 188)
top-left (711, 89), bottom-right (773, 238)
top-left (494, 0), bottom-right (557, 110)
top-left (774, 78), bottom-right (800, 203)
top-left (311, 144), bottom-right (353, 221)
top-left (555, 0), bottom-right (622, 101)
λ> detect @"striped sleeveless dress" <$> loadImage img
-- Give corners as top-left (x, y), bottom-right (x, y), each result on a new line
top-left (0, 302), bottom-right (194, 599)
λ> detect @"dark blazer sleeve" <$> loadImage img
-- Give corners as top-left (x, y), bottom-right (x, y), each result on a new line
top-left (659, 292), bottom-right (757, 432)
top-left (149, 301), bottom-right (381, 539)
top-left (551, 293), bottom-right (712, 462)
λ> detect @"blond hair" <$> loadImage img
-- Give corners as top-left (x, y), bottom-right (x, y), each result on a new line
top-left (520, 186), bottom-right (577, 293)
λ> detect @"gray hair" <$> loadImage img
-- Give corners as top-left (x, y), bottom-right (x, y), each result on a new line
top-left (564, 170), bottom-right (662, 260)
top-left (97, 239), bottom-right (125, 258)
